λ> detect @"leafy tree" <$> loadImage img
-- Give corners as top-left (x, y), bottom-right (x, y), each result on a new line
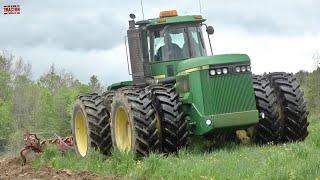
top-left (89, 75), bottom-right (102, 92)
top-left (0, 55), bottom-right (91, 152)
top-left (12, 57), bottom-right (32, 80)
top-left (39, 64), bottom-right (63, 94)
top-left (303, 68), bottom-right (320, 114)
top-left (0, 54), bottom-right (13, 152)
top-left (295, 70), bottom-right (309, 86)
top-left (0, 101), bottom-right (13, 152)
top-left (0, 53), bottom-right (13, 73)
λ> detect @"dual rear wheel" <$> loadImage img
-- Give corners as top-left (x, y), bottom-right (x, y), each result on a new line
top-left (72, 93), bottom-right (112, 157)
top-left (72, 86), bottom-right (187, 157)
top-left (110, 88), bottom-right (160, 156)
top-left (251, 73), bottom-right (309, 144)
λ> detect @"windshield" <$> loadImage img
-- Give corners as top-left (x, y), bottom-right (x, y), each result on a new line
top-left (150, 24), bottom-right (206, 62)
top-left (188, 26), bottom-right (207, 57)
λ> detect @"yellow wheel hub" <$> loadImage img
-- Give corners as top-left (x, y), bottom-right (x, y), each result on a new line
top-left (75, 111), bottom-right (88, 157)
top-left (114, 107), bottom-right (132, 152)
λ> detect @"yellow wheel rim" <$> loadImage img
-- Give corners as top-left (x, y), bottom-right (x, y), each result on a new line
top-left (75, 111), bottom-right (88, 157)
top-left (114, 107), bottom-right (132, 152)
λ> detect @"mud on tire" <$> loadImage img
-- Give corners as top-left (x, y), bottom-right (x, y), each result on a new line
top-left (72, 93), bottom-right (112, 156)
top-left (266, 72), bottom-right (309, 142)
top-left (251, 75), bottom-right (281, 143)
top-left (148, 85), bottom-right (188, 153)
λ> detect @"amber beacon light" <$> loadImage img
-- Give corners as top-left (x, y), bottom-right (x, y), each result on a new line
top-left (159, 10), bottom-right (178, 18)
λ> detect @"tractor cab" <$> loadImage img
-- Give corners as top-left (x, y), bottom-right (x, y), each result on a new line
top-left (133, 10), bottom-right (214, 80)
top-left (111, 10), bottom-right (214, 86)
top-left (147, 11), bottom-right (211, 63)
top-left (150, 22), bottom-right (207, 62)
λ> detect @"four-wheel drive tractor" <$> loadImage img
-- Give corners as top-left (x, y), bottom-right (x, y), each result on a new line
top-left (71, 10), bottom-right (309, 157)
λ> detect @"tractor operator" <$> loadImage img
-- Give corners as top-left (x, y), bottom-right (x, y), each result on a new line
top-left (156, 35), bottom-right (183, 61)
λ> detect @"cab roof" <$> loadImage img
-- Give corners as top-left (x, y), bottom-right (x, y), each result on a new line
top-left (148, 15), bottom-right (206, 27)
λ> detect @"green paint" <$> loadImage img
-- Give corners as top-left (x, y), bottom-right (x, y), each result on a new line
top-left (213, 110), bottom-right (259, 128)
top-left (108, 53), bottom-right (259, 135)
top-left (178, 54), bottom-right (250, 72)
top-left (200, 72), bottom-right (257, 115)
top-left (150, 59), bottom-right (184, 78)
top-left (149, 15), bottom-right (205, 27)
top-left (178, 66), bottom-right (258, 135)
top-left (107, 81), bottom-right (133, 90)
top-left (188, 102), bottom-right (258, 135)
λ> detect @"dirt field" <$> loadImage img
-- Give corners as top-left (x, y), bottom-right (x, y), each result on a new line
top-left (0, 157), bottom-right (117, 180)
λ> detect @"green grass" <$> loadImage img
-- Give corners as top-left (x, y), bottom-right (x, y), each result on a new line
top-left (33, 115), bottom-right (320, 180)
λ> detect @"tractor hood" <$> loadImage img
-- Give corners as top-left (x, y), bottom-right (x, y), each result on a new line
top-left (177, 54), bottom-right (251, 73)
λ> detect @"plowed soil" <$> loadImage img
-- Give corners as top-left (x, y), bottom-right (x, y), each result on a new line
top-left (0, 157), bottom-right (118, 180)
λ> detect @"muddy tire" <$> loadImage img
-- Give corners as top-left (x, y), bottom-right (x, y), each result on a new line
top-left (110, 88), bottom-right (160, 156)
top-left (148, 85), bottom-right (188, 153)
top-left (266, 72), bottom-right (309, 142)
top-left (251, 75), bottom-right (281, 143)
top-left (72, 93), bottom-right (112, 157)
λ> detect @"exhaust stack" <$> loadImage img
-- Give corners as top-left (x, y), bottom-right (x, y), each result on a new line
top-left (126, 14), bottom-right (151, 86)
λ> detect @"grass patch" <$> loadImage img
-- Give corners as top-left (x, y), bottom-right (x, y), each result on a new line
top-left (33, 116), bottom-right (320, 179)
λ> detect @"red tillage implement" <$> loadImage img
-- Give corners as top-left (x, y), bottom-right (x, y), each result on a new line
top-left (20, 131), bottom-right (74, 165)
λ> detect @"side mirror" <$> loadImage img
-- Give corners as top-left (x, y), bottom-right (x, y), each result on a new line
top-left (129, 13), bottom-right (136, 20)
top-left (206, 26), bottom-right (214, 35)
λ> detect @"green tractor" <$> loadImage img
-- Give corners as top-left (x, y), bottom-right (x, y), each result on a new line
top-left (72, 10), bottom-right (309, 157)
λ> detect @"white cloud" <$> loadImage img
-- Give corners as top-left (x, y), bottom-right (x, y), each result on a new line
top-left (5, 45), bottom-right (131, 84)
top-left (0, 0), bottom-right (319, 84)
top-left (211, 28), bottom-right (318, 73)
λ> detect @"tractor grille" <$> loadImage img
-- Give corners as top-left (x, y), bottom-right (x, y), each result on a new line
top-left (200, 71), bottom-right (256, 115)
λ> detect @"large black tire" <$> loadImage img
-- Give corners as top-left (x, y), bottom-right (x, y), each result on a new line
top-left (110, 87), bottom-right (160, 156)
top-left (100, 90), bottom-right (116, 154)
top-left (102, 90), bottom-right (115, 112)
top-left (72, 93), bottom-right (112, 156)
top-left (266, 72), bottom-right (309, 142)
top-left (251, 75), bottom-right (281, 143)
top-left (148, 85), bottom-right (188, 153)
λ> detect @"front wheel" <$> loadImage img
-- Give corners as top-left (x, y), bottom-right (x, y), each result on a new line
top-left (266, 72), bottom-right (309, 142)
top-left (148, 85), bottom-right (188, 153)
top-left (110, 88), bottom-right (160, 156)
top-left (250, 75), bottom-right (281, 143)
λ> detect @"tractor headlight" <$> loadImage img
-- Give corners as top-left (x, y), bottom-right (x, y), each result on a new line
top-left (209, 69), bottom-right (216, 76)
top-left (222, 68), bottom-right (228, 74)
top-left (209, 68), bottom-right (227, 76)
top-left (216, 68), bottom-right (222, 75)
top-left (210, 65), bottom-right (249, 75)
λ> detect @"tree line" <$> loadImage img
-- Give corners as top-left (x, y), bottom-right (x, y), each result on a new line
top-left (295, 68), bottom-right (320, 115)
top-left (0, 52), bottom-right (319, 154)
top-left (0, 53), bottom-right (103, 153)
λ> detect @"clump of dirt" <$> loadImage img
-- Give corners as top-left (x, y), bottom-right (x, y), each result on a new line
top-left (0, 157), bottom-right (118, 180)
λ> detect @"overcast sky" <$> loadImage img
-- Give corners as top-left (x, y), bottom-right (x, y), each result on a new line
top-left (0, 0), bottom-right (319, 85)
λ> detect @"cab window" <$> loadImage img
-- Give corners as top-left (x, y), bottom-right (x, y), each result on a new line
top-left (153, 27), bottom-right (189, 62)
top-left (150, 24), bottom-right (207, 62)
